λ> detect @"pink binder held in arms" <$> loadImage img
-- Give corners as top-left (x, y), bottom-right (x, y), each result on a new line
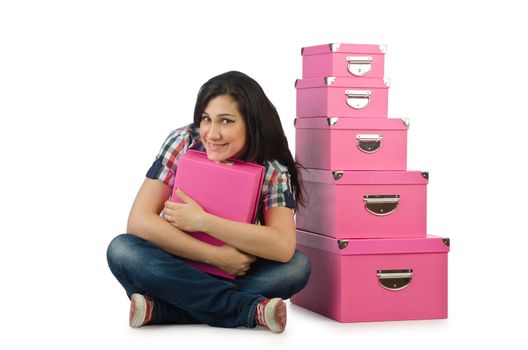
top-left (171, 150), bottom-right (265, 279)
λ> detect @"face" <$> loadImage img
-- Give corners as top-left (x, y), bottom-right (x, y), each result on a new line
top-left (199, 95), bottom-right (247, 161)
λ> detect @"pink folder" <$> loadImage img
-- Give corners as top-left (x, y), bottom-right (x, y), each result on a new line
top-left (171, 150), bottom-right (265, 279)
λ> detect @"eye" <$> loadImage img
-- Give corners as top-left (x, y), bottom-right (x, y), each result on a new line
top-left (200, 115), bottom-right (211, 122)
top-left (222, 118), bottom-right (235, 124)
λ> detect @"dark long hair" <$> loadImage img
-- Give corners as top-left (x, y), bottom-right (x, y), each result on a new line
top-left (193, 71), bottom-right (306, 209)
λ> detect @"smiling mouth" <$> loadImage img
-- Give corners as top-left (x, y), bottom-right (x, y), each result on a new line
top-left (207, 142), bottom-right (228, 150)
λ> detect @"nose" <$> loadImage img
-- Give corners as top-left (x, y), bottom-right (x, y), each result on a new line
top-left (207, 121), bottom-right (221, 140)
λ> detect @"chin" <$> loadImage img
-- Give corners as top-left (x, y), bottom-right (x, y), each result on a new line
top-left (205, 153), bottom-right (222, 161)
top-left (205, 148), bottom-right (246, 162)
top-left (205, 150), bottom-right (231, 162)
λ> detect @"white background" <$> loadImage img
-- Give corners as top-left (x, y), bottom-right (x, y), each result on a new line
top-left (1, 0), bottom-right (526, 348)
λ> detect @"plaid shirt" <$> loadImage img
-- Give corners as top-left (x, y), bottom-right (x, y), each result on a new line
top-left (146, 124), bottom-right (295, 223)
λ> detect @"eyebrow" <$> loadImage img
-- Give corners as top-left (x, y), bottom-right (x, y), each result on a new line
top-left (202, 113), bottom-right (238, 118)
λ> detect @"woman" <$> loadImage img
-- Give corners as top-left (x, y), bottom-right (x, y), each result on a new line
top-left (107, 71), bottom-right (310, 333)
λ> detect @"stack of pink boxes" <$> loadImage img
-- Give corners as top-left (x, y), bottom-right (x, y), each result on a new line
top-left (290, 43), bottom-right (450, 323)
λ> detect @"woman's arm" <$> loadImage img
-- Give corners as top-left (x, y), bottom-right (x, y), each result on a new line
top-left (202, 206), bottom-right (297, 263)
top-left (164, 189), bottom-right (296, 263)
top-left (127, 179), bottom-right (255, 274)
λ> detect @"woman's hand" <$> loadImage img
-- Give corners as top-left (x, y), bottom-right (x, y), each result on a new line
top-left (213, 244), bottom-right (256, 277)
top-left (163, 189), bottom-right (207, 232)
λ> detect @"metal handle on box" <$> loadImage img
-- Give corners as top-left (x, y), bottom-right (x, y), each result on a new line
top-left (356, 134), bottom-right (383, 153)
top-left (377, 269), bottom-right (413, 291)
top-left (346, 56), bottom-right (372, 76)
top-left (363, 195), bottom-right (400, 216)
top-left (345, 90), bottom-right (371, 109)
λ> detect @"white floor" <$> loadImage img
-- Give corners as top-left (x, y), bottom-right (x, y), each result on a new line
top-left (4, 227), bottom-right (523, 350)
top-left (59, 293), bottom-right (517, 350)
top-left (7, 254), bottom-right (519, 350)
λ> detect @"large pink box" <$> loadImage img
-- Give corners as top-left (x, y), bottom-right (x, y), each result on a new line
top-left (296, 76), bottom-right (390, 118)
top-left (296, 169), bottom-right (428, 239)
top-left (171, 150), bottom-right (264, 279)
top-left (302, 43), bottom-right (386, 78)
top-left (295, 117), bottom-right (409, 171)
top-left (291, 229), bottom-right (449, 323)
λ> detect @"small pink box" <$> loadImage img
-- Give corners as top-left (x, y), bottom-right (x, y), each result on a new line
top-left (296, 169), bottom-right (428, 239)
top-left (171, 150), bottom-right (264, 279)
top-left (291, 229), bottom-right (449, 323)
top-left (295, 117), bottom-right (409, 171)
top-left (296, 76), bottom-right (390, 118)
top-left (302, 43), bottom-right (386, 78)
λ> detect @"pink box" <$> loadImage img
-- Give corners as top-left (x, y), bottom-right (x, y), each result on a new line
top-left (302, 43), bottom-right (386, 78)
top-left (296, 76), bottom-right (390, 118)
top-left (291, 229), bottom-right (449, 323)
top-left (295, 117), bottom-right (409, 171)
top-left (171, 150), bottom-right (264, 279)
top-left (296, 169), bottom-right (428, 239)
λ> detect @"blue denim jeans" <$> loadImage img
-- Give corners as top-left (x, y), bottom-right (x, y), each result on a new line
top-left (106, 233), bottom-right (311, 328)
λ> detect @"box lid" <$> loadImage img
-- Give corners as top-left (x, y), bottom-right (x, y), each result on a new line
top-left (295, 76), bottom-right (390, 89)
top-left (296, 229), bottom-right (450, 255)
top-left (301, 43), bottom-right (387, 56)
top-left (300, 168), bottom-right (429, 185)
top-left (295, 117), bottom-right (409, 131)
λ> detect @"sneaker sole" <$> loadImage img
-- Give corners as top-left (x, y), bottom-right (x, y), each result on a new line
top-left (265, 298), bottom-right (286, 333)
top-left (130, 293), bottom-right (147, 328)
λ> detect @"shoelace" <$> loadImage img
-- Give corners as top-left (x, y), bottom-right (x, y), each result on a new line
top-left (144, 297), bottom-right (154, 325)
top-left (255, 300), bottom-right (269, 328)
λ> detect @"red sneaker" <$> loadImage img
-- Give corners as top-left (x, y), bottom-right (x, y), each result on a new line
top-left (255, 298), bottom-right (287, 333)
top-left (129, 293), bottom-right (154, 328)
